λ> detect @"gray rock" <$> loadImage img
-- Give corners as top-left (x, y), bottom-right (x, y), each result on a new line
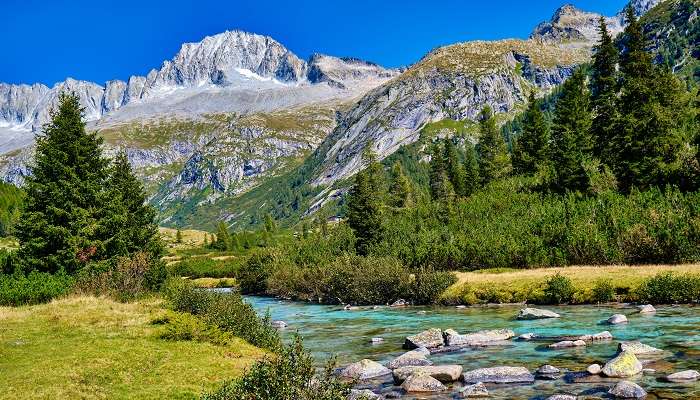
top-left (618, 341), bottom-right (663, 355)
top-left (393, 365), bottom-right (463, 383)
top-left (608, 380), bottom-right (647, 398)
top-left (459, 382), bottom-right (489, 398)
top-left (443, 328), bottom-right (515, 346)
top-left (607, 314), bottom-right (628, 325)
top-left (665, 370), bottom-right (700, 382)
top-left (370, 337), bottom-right (384, 344)
top-left (517, 307), bottom-right (560, 320)
top-left (391, 299), bottom-right (409, 307)
top-left (546, 395), bottom-right (577, 400)
top-left (348, 389), bottom-right (382, 400)
top-left (386, 349), bottom-right (433, 369)
top-left (536, 364), bottom-right (562, 379)
top-left (404, 328), bottom-right (444, 349)
top-left (549, 340), bottom-right (586, 349)
top-left (602, 351), bottom-right (643, 378)
top-left (271, 320), bottom-right (287, 329)
top-left (462, 366), bottom-right (535, 384)
top-left (340, 359), bottom-right (391, 380)
top-left (517, 333), bottom-right (537, 341)
top-left (636, 304), bottom-right (656, 314)
top-left (400, 373), bottom-right (446, 393)
top-left (578, 331), bottom-right (613, 341)
top-left (587, 364), bottom-right (602, 375)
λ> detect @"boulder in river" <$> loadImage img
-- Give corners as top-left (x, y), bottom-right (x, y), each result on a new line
top-left (401, 373), bottom-right (446, 393)
top-left (458, 382), bottom-right (489, 398)
top-left (390, 299), bottom-right (409, 307)
top-left (393, 365), bottom-right (463, 383)
top-left (462, 366), bottom-right (535, 384)
top-left (271, 320), bottom-right (288, 329)
top-left (618, 341), bottom-right (663, 355)
top-left (370, 337), bottom-right (384, 344)
top-left (404, 328), bottom-right (444, 350)
top-left (536, 364), bottom-right (562, 380)
top-left (587, 364), bottom-right (602, 375)
top-left (602, 351), bottom-right (643, 378)
top-left (348, 389), bottom-right (381, 400)
top-left (579, 331), bottom-right (614, 341)
top-left (517, 307), bottom-right (560, 320)
top-left (549, 340), bottom-right (586, 349)
top-left (608, 380), bottom-right (647, 399)
top-left (636, 304), bottom-right (656, 314)
top-left (387, 349), bottom-right (433, 369)
top-left (607, 314), bottom-right (628, 325)
top-left (517, 333), bottom-right (537, 341)
top-left (665, 370), bottom-right (700, 382)
top-left (340, 359), bottom-right (391, 380)
top-left (443, 328), bottom-right (515, 346)
top-left (546, 395), bottom-right (577, 400)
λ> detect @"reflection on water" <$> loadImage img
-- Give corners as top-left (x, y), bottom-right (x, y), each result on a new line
top-left (243, 295), bottom-right (699, 399)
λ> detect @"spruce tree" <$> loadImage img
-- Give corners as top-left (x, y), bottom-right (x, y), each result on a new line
top-left (612, 7), bottom-right (689, 191)
top-left (213, 222), bottom-right (231, 250)
top-left (264, 213), bottom-right (277, 234)
top-left (477, 106), bottom-right (511, 185)
top-left (444, 139), bottom-right (467, 196)
top-left (347, 148), bottom-right (384, 255)
top-left (429, 142), bottom-right (455, 202)
top-left (103, 150), bottom-right (163, 259)
top-left (590, 17), bottom-right (619, 159)
top-left (16, 93), bottom-right (109, 273)
top-left (550, 69), bottom-right (594, 192)
top-left (388, 161), bottom-right (413, 208)
top-left (463, 143), bottom-right (480, 196)
top-left (512, 92), bottom-right (550, 175)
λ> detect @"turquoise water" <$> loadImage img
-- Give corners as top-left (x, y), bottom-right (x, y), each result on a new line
top-left (245, 296), bottom-right (700, 399)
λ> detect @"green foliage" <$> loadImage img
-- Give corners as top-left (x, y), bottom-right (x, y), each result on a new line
top-left (0, 182), bottom-right (24, 237)
top-left (429, 142), bottom-right (455, 202)
top-left (512, 92), bottom-right (551, 175)
top-left (590, 17), bottom-right (619, 159)
top-left (635, 272), bottom-right (700, 304)
top-left (236, 249), bottom-right (285, 294)
top-left (202, 336), bottom-right (349, 400)
top-left (213, 222), bottom-right (232, 251)
top-left (444, 139), bottom-right (468, 197)
top-left (388, 161), bottom-right (414, 208)
top-left (163, 278), bottom-right (280, 350)
top-left (167, 257), bottom-right (238, 279)
top-left (346, 148), bottom-right (385, 255)
top-left (463, 144), bottom-right (480, 197)
top-left (592, 279), bottom-right (616, 303)
top-left (0, 270), bottom-right (74, 306)
top-left (477, 106), bottom-right (511, 185)
top-left (542, 273), bottom-right (575, 304)
top-left (159, 312), bottom-right (233, 346)
top-left (410, 268), bottom-right (457, 305)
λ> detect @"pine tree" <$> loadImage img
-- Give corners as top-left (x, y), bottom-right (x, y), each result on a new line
top-left (477, 106), bottom-right (511, 185)
top-left (388, 161), bottom-right (413, 208)
top-left (16, 92), bottom-right (110, 273)
top-left (550, 69), bottom-right (594, 192)
top-left (429, 142), bottom-right (455, 202)
top-left (264, 213), bottom-right (276, 234)
top-left (612, 7), bottom-right (689, 191)
top-left (444, 139), bottom-right (467, 196)
top-left (103, 150), bottom-right (163, 258)
top-left (213, 221), bottom-right (231, 250)
top-left (176, 229), bottom-right (183, 244)
top-left (463, 143), bottom-right (480, 196)
top-left (590, 16), bottom-right (619, 159)
top-left (347, 148), bottom-right (384, 255)
top-left (512, 92), bottom-right (550, 175)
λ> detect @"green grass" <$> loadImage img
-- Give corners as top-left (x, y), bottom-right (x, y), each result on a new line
top-left (0, 296), bottom-right (263, 400)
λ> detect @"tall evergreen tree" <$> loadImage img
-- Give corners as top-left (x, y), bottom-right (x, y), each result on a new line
top-left (388, 161), bottom-right (413, 208)
top-left (550, 69), bottom-right (594, 192)
top-left (347, 147), bottom-right (384, 255)
top-left (611, 7), bottom-right (689, 191)
top-left (477, 106), bottom-right (511, 185)
top-left (429, 142), bottom-right (455, 202)
top-left (512, 92), bottom-right (550, 175)
top-left (103, 151), bottom-right (163, 259)
top-left (444, 139), bottom-right (468, 196)
top-left (264, 213), bottom-right (277, 234)
top-left (16, 93), bottom-right (109, 273)
top-left (590, 16), bottom-right (619, 158)
top-left (213, 221), bottom-right (231, 250)
top-left (463, 143), bottom-right (480, 196)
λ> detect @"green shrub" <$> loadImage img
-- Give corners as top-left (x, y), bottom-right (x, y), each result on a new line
top-left (542, 273), bottom-right (575, 304)
top-left (162, 279), bottom-right (280, 350)
top-left (592, 279), bottom-right (616, 303)
top-left (411, 269), bottom-right (457, 304)
top-left (168, 257), bottom-right (239, 279)
top-left (201, 336), bottom-right (349, 400)
top-left (237, 249), bottom-right (286, 294)
top-left (159, 312), bottom-right (233, 345)
top-left (0, 270), bottom-right (74, 306)
top-left (635, 272), bottom-right (700, 304)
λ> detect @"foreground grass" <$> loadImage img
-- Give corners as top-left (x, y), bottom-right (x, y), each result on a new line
top-left (443, 264), bottom-right (700, 303)
top-left (0, 296), bottom-right (263, 400)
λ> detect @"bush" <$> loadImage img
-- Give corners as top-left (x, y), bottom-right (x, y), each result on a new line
top-left (75, 252), bottom-right (166, 301)
top-left (542, 273), bottom-right (575, 304)
top-left (237, 249), bottom-right (286, 294)
top-left (0, 270), bottom-right (74, 306)
top-left (591, 279), bottom-right (616, 303)
top-left (411, 269), bottom-right (457, 304)
top-left (202, 336), bottom-right (349, 400)
top-left (635, 272), bottom-right (700, 304)
top-left (168, 257), bottom-right (239, 279)
top-left (162, 278), bottom-right (280, 350)
top-left (159, 312), bottom-right (233, 346)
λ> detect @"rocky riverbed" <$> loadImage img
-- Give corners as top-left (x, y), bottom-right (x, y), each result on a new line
top-left (245, 296), bottom-right (700, 399)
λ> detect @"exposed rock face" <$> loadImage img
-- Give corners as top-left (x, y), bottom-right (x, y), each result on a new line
top-left (517, 307), bottom-right (561, 320)
top-left (602, 351), bottom-right (643, 378)
top-left (462, 366), bottom-right (535, 384)
top-left (339, 359), bottom-right (391, 380)
top-left (401, 373), bottom-right (446, 393)
top-left (404, 329), bottom-right (444, 350)
top-left (530, 4), bottom-right (623, 43)
top-left (392, 365), bottom-right (463, 383)
top-left (608, 380), bottom-right (648, 399)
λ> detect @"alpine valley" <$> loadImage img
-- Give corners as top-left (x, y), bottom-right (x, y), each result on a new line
top-left (0, 0), bottom-right (696, 229)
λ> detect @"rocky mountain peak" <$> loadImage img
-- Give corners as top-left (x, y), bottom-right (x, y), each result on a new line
top-left (531, 4), bottom-right (622, 43)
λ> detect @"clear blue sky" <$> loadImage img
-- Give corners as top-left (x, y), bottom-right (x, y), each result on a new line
top-left (3, 0), bottom-right (628, 86)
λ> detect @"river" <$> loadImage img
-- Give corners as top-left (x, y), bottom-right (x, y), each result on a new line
top-left (243, 296), bottom-right (700, 399)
